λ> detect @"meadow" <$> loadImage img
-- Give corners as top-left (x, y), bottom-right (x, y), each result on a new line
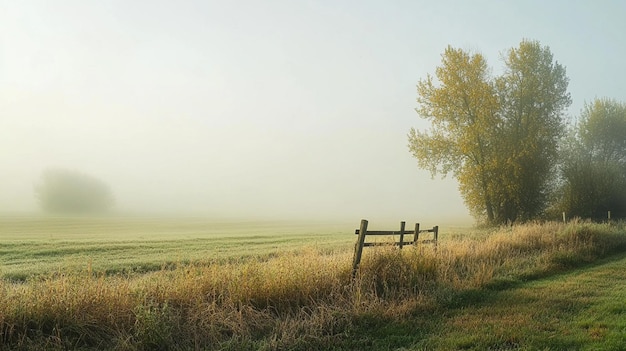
top-left (0, 216), bottom-right (355, 281)
top-left (1, 216), bottom-right (626, 350)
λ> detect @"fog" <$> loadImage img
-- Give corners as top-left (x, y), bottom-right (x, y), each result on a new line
top-left (1, 1), bottom-right (625, 225)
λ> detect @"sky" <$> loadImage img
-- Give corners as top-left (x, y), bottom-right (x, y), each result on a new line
top-left (1, 0), bottom-right (625, 225)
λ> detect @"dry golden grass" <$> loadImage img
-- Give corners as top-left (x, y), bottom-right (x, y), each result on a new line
top-left (0, 220), bottom-right (624, 350)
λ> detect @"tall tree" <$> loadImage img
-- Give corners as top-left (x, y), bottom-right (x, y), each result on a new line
top-left (558, 99), bottom-right (626, 220)
top-left (408, 46), bottom-right (500, 222)
top-left (409, 40), bottom-right (570, 225)
top-left (495, 40), bottom-right (571, 222)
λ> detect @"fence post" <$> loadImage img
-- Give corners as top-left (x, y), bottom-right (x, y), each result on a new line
top-left (352, 219), bottom-right (368, 279)
top-left (434, 226), bottom-right (439, 249)
top-left (398, 221), bottom-right (406, 249)
top-left (413, 223), bottom-right (420, 245)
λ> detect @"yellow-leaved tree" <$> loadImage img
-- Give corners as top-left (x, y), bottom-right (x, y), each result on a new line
top-left (495, 40), bottom-right (571, 223)
top-left (409, 40), bottom-right (571, 225)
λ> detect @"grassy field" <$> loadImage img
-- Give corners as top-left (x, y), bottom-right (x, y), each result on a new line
top-left (1, 216), bottom-right (625, 350)
top-left (414, 252), bottom-right (626, 350)
top-left (0, 215), bottom-right (358, 281)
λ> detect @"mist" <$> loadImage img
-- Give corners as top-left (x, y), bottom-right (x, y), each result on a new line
top-left (2, 1), bottom-right (625, 226)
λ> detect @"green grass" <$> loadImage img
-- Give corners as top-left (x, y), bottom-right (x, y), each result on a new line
top-left (1, 216), bottom-right (626, 350)
top-left (0, 215), bottom-right (356, 280)
top-left (403, 252), bottom-right (626, 350)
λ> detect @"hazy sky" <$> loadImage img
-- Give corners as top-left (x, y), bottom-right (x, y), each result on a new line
top-left (1, 1), bottom-right (625, 224)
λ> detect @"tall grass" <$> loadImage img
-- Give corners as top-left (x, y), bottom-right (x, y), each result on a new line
top-left (0, 221), bottom-right (624, 350)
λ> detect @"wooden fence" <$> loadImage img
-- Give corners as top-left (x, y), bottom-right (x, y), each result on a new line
top-left (351, 219), bottom-right (438, 278)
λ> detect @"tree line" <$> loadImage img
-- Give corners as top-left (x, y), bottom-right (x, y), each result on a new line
top-left (409, 40), bottom-right (626, 225)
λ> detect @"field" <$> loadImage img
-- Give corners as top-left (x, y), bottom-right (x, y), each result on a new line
top-left (0, 216), bottom-right (357, 281)
top-left (1, 216), bottom-right (626, 350)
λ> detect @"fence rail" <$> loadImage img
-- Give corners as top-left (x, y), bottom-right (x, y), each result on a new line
top-left (351, 219), bottom-right (438, 279)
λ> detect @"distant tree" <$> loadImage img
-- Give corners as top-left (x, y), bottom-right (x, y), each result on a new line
top-left (557, 99), bottom-right (626, 220)
top-left (409, 40), bottom-right (571, 225)
top-left (35, 168), bottom-right (115, 214)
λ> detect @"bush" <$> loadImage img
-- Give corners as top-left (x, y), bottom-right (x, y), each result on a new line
top-left (35, 168), bottom-right (114, 214)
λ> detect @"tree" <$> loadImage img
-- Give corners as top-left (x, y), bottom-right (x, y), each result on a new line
top-left (408, 46), bottom-right (501, 223)
top-left (35, 168), bottom-right (115, 214)
top-left (557, 99), bottom-right (626, 220)
top-left (409, 40), bottom-right (571, 225)
top-left (494, 40), bottom-right (571, 222)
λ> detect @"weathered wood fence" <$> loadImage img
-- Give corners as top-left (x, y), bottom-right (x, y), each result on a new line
top-left (351, 219), bottom-right (438, 278)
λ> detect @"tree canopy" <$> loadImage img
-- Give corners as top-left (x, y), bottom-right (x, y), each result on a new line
top-left (557, 99), bottom-right (626, 220)
top-left (35, 168), bottom-right (115, 214)
top-left (409, 40), bottom-right (571, 225)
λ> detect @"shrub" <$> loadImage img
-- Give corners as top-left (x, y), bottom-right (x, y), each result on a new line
top-left (35, 168), bottom-right (114, 214)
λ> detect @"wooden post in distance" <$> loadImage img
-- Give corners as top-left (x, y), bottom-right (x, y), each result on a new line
top-left (413, 223), bottom-right (420, 245)
top-left (398, 221), bottom-right (406, 249)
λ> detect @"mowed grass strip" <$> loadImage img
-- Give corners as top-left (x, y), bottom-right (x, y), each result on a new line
top-left (411, 252), bottom-right (626, 350)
